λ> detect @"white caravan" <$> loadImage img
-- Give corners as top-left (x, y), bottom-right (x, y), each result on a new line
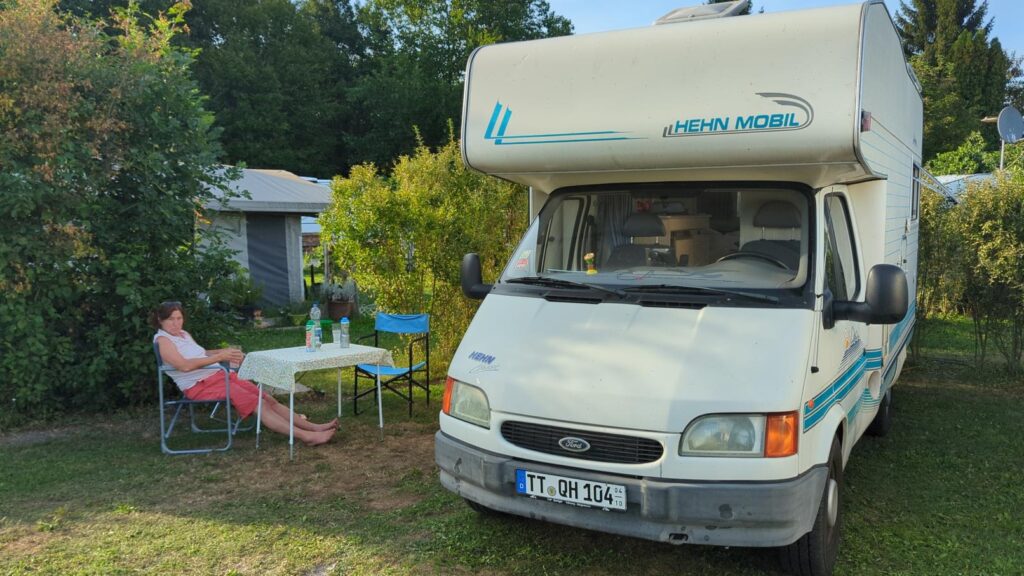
top-left (436, 2), bottom-right (941, 574)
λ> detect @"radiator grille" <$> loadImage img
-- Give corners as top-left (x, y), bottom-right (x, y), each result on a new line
top-left (501, 421), bottom-right (663, 464)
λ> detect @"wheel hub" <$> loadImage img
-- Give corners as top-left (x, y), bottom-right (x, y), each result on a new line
top-left (826, 478), bottom-right (839, 528)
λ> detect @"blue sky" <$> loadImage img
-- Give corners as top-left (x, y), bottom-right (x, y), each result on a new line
top-left (547, 0), bottom-right (1024, 58)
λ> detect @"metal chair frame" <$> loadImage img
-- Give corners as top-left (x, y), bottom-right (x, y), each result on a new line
top-left (154, 342), bottom-right (252, 455)
top-left (353, 313), bottom-right (430, 417)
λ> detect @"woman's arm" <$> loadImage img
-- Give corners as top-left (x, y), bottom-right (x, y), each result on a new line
top-left (156, 336), bottom-right (233, 372)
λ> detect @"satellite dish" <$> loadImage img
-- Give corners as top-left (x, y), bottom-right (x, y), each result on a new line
top-left (997, 106), bottom-right (1023, 144)
top-left (655, 0), bottom-right (750, 25)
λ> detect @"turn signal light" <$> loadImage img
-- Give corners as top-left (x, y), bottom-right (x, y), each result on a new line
top-left (764, 411), bottom-right (799, 458)
top-left (442, 376), bottom-right (455, 414)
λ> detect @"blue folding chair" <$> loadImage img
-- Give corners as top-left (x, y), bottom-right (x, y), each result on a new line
top-left (353, 313), bottom-right (430, 417)
top-left (154, 342), bottom-right (250, 455)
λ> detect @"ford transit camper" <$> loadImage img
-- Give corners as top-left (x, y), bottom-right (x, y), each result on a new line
top-left (436, 2), bottom-right (943, 574)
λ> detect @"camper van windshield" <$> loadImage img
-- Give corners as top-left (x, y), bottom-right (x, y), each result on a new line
top-left (500, 185), bottom-right (811, 298)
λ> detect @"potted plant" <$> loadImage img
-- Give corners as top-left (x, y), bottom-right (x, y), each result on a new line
top-left (325, 272), bottom-right (357, 321)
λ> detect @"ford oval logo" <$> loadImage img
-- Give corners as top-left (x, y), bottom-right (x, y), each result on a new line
top-left (558, 437), bottom-right (591, 453)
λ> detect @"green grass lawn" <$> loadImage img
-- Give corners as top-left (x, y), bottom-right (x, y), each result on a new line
top-left (1, 319), bottom-right (1022, 575)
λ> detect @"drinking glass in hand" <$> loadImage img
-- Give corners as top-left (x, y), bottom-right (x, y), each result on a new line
top-left (228, 344), bottom-right (243, 369)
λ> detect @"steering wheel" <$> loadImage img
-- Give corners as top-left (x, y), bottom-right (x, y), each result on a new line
top-left (715, 250), bottom-right (789, 270)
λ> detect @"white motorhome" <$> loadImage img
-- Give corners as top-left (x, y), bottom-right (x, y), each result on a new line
top-left (436, 2), bottom-right (941, 574)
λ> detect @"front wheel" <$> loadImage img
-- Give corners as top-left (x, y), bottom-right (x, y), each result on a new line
top-left (464, 497), bottom-right (502, 516)
top-left (779, 436), bottom-right (843, 576)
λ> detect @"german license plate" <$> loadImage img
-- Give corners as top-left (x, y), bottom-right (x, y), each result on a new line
top-left (515, 469), bottom-right (626, 511)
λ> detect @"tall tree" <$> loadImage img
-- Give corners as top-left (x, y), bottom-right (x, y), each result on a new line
top-left (180, 0), bottom-right (356, 177)
top-left (60, 0), bottom-right (366, 177)
top-left (895, 0), bottom-right (991, 61)
top-left (345, 0), bottom-right (573, 169)
top-left (895, 0), bottom-right (1013, 160)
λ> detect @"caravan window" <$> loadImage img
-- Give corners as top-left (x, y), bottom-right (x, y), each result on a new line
top-left (500, 183), bottom-right (812, 299)
top-left (911, 164), bottom-right (921, 220)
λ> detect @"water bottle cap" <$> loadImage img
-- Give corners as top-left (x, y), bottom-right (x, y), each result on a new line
top-left (340, 317), bottom-right (349, 324)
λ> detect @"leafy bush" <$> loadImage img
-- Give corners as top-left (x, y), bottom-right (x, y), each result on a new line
top-left (216, 263), bottom-right (263, 312)
top-left (917, 169), bottom-right (1024, 375)
top-left (0, 1), bottom-right (239, 427)
top-left (320, 136), bottom-right (528, 374)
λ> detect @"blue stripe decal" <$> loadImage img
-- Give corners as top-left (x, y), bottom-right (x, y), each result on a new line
top-left (831, 326), bottom-right (914, 431)
top-left (847, 393), bottom-right (864, 422)
top-left (484, 101), bottom-right (645, 145)
top-left (882, 326), bottom-right (913, 392)
top-left (804, 355), bottom-right (867, 431)
top-left (864, 348), bottom-right (883, 370)
top-left (484, 102), bottom-right (503, 141)
top-left (889, 301), bottom-right (917, 351)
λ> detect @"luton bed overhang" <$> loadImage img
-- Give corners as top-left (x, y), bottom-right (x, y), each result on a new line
top-left (461, 0), bottom-right (922, 192)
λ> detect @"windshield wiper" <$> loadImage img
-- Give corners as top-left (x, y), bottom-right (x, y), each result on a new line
top-left (505, 276), bottom-right (626, 298)
top-left (622, 284), bottom-right (779, 303)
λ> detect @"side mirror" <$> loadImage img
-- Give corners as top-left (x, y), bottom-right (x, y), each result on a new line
top-left (461, 253), bottom-right (493, 300)
top-left (831, 264), bottom-right (908, 325)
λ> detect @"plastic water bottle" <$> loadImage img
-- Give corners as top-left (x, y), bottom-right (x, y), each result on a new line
top-left (310, 303), bottom-right (322, 350)
top-left (339, 317), bottom-right (350, 348)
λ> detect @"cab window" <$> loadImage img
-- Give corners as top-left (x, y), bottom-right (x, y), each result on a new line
top-left (823, 195), bottom-right (858, 300)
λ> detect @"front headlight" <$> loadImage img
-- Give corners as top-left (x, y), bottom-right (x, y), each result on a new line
top-left (679, 414), bottom-right (765, 457)
top-left (442, 377), bottom-right (491, 428)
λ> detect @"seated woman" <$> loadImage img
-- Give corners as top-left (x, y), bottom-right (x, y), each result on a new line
top-left (152, 301), bottom-right (337, 446)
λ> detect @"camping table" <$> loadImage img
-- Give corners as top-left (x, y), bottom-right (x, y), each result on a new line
top-left (237, 343), bottom-right (393, 460)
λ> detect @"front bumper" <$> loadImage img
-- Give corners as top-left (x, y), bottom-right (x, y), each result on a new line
top-left (436, 431), bottom-right (826, 547)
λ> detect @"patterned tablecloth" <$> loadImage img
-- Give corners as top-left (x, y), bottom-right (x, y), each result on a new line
top-left (237, 344), bottom-right (393, 391)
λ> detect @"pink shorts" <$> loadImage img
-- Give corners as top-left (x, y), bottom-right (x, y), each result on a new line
top-left (184, 372), bottom-right (272, 420)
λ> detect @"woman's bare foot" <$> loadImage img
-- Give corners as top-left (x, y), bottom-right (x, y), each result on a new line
top-left (315, 418), bottom-right (339, 431)
top-left (301, 417), bottom-right (339, 431)
top-left (303, 428), bottom-right (336, 446)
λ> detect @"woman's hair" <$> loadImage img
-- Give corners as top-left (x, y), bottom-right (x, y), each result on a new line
top-left (149, 301), bottom-right (185, 329)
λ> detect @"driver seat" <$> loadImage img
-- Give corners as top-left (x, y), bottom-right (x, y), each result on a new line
top-left (741, 201), bottom-right (801, 269)
top-left (606, 212), bottom-right (666, 268)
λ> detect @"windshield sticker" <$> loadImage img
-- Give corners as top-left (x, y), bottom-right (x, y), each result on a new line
top-left (514, 250), bottom-right (532, 270)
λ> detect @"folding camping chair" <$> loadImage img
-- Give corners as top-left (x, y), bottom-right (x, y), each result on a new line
top-left (154, 343), bottom-right (251, 455)
top-left (353, 313), bottom-right (430, 417)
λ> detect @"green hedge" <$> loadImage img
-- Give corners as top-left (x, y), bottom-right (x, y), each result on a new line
top-left (0, 2), bottom-right (240, 428)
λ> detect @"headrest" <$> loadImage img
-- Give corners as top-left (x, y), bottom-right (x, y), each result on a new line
top-left (753, 201), bottom-right (800, 228)
top-left (623, 212), bottom-right (665, 237)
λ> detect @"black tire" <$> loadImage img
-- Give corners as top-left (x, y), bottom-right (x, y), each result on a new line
top-left (779, 437), bottom-right (843, 576)
top-left (464, 498), bottom-right (501, 516)
top-left (866, 388), bottom-right (893, 437)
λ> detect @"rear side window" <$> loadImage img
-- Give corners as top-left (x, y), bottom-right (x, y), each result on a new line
top-left (912, 164), bottom-right (920, 220)
top-left (823, 195), bottom-right (858, 300)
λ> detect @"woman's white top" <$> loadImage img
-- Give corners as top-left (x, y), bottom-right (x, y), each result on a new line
top-left (153, 329), bottom-right (220, 391)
